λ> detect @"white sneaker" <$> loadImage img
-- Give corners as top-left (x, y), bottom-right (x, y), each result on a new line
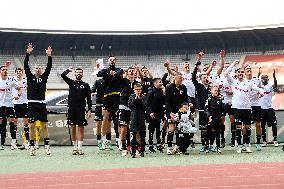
top-left (242, 145), bottom-right (247, 152)
top-left (262, 141), bottom-right (267, 147)
top-left (11, 143), bottom-right (17, 150)
top-left (30, 146), bottom-right (36, 156)
top-left (45, 145), bottom-right (51, 155)
top-left (24, 142), bottom-right (30, 150)
top-left (72, 149), bottom-right (78, 155)
top-left (217, 147), bottom-right (222, 154)
top-left (121, 150), bottom-right (127, 157)
top-left (35, 143), bottom-right (40, 150)
top-left (167, 147), bottom-right (174, 155)
top-left (173, 145), bottom-right (180, 154)
top-left (273, 141), bottom-right (279, 147)
top-left (77, 149), bottom-right (84, 155)
top-left (246, 146), bottom-right (252, 153)
top-left (102, 142), bottom-right (106, 150)
top-left (237, 147), bottom-right (242, 153)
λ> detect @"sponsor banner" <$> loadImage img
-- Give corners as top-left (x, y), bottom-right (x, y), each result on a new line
top-left (3, 112), bottom-right (284, 145)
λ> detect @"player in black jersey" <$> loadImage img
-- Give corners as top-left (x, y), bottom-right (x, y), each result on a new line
top-left (91, 78), bottom-right (105, 150)
top-left (192, 52), bottom-right (211, 153)
top-left (119, 67), bottom-right (138, 156)
top-left (141, 66), bottom-right (153, 96)
top-left (147, 78), bottom-right (165, 153)
top-left (165, 72), bottom-right (188, 155)
top-left (97, 55), bottom-right (123, 150)
top-left (61, 67), bottom-right (92, 155)
top-left (24, 43), bottom-right (52, 156)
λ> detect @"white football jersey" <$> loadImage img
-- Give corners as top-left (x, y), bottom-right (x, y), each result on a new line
top-left (259, 83), bottom-right (273, 109)
top-left (226, 74), bottom-right (263, 109)
top-left (215, 74), bottom-right (233, 104)
top-left (182, 72), bottom-right (196, 98)
top-left (247, 77), bottom-right (261, 107)
top-left (0, 77), bottom-right (19, 107)
top-left (13, 78), bottom-right (28, 104)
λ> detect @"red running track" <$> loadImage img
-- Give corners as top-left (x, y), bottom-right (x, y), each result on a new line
top-left (0, 162), bottom-right (284, 189)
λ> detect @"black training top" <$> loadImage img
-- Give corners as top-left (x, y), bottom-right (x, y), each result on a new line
top-left (96, 67), bottom-right (123, 94)
top-left (165, 83), bottom-right (188, 114)
top-left (24, 53), bottom-right (52, 101)
top-left (120, 78), bottom-right (138, 106)
top-left (61, 70), bottom-right (92, 111)
top-left (192, 66), bottom-right (211, 110)
top-left (91, 79), bottom-right (105, 104)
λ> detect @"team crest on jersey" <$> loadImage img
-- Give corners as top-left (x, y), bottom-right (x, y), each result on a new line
top-left (180, 90), bottom-right (183, 94)
top-left (80, 85), bottom-right (85, 89)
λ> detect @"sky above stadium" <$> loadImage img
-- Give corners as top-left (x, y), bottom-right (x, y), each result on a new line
top-left (1, 0), bottom-right (284, 34)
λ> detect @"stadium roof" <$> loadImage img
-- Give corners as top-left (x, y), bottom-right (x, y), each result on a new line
top-left (1, 0), bottom-right (284, 35)
top-left (1, 27), bottom-right (284, 52)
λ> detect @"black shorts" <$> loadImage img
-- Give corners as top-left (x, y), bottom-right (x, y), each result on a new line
top-left (199, 110), bottom-right (207, 129)
top-left (0, 106), bottom-right (15, 119)
top-left (103, 94), bottom-right (120, 114)
top-left (234, 109), bottom-right (251, 125)
top-left (251, 106), bottom-right (262, 122)
top-left (222, 103), bottom-right (234, 116)
top-left (94, 104), bottom-right (103, 121)
top-left (14, 104), bottom-right (28, 118)
top-left (67, 107), bottom-right (88, 126)
top-left (28, 102), bottom-right (48, 123)
top-left (261, 108), bottom-right (277, 127)
top-left (118, 109), bottom-right (131, 126)
top-left (188, 97), bottom-right (196, 113)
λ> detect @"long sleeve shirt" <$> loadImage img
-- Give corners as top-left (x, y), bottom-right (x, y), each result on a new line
top-left (61, 70), bottom-right (92, 111)
top-left (192, 66), bottom-right (211, 110)
top-left (24, 53), bottom-right (52, 101)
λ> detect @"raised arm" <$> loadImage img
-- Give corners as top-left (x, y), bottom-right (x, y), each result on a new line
top-left (61, 67), bottom-right (73, 85)
top-left (204, 61), bottom-right (215, 76)
top-left (24, 43), bottom-right (33, 78)
top-left (97, 68), bottom-right (108, 78)
top-left (224, 60), bottom-right (239, 85)
top-left (272, 69), bottom-right (278, 89)
top-left (216, 50), bottom-right (225, 76)
top-left (257, 67), bottom-right (262, 78)
top-left (42, 46), bottom-right (52, 79)
top-left (192, 65), bottom-right (200, 88)
top-left (164, 60), bottom-right (176, 76)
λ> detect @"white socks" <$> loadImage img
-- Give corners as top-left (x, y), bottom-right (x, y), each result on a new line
top-left (72, 141), bottom-right (77, 150)
top-left (11, 139), bottom-right (17, 144)
top-left (78, 141), bottom-right (83, 150)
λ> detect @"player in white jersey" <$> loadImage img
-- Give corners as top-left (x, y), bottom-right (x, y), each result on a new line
top-left (259, 70), bottom-right (278, 147)
top-left (0, 65), bottom-right (22, 150)
top-left (12, 68), bottom-right (29, 150)
top-left (244, 66), bottom-right (263, 151)
top-left (181, 62), bottom-right (196, 113)
top-left (224, 60), bottom-right (264, 153)
top-left (212, 50), bottom-right (235, 148)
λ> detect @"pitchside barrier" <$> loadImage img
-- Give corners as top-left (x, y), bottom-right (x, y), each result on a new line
top-left (2, 111), bottom-right (284, 146)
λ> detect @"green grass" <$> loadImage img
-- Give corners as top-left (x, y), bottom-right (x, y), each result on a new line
top-left (0, 144), bottom-right (283, 174)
